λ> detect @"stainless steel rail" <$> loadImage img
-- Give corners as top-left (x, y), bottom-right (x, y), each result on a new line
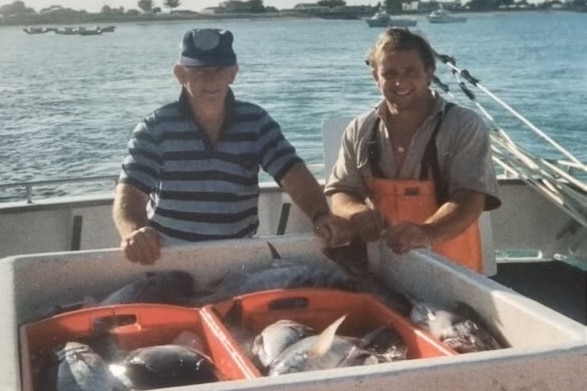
top-left (0, 175), bottom-right (118, 204)
top-left (0, 163), bottom-right (326, 204)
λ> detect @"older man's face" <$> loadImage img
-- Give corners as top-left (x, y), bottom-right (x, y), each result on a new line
top-left (176, 65), bottom-right (238, 107)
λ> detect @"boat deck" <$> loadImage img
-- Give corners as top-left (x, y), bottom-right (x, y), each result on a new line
top-left (492, 260), bottom-right (586, 325)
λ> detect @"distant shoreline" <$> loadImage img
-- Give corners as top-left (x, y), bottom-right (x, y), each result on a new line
top-left (5, 12), bottom-right (312, 27)
top-left (0, 12), bottom-right (310, 26)
top-left (2, 8), bottom-right (583, 28)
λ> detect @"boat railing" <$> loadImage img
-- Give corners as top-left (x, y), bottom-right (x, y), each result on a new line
top-left (0, 175), bottom-right (118, 204)
top-left (430, 45), bottom-right (587, 228)
top-left (0, 163), bottom-right (326, 205)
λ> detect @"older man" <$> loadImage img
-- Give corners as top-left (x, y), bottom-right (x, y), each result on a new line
top-left (113, 28), bottom-right (350, 264)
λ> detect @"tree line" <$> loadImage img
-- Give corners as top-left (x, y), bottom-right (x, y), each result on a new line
top-left (2, 0), bottom-right (584, 22)
top-left (0, 0), bottom-right (268, 16)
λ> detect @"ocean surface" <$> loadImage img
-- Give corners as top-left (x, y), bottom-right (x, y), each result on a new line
top-left (1, 11), bottom-right (586, 199)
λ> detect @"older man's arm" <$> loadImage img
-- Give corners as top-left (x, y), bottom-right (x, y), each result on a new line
top-left (112, 183), bottom-right (161, 264)
top-left (330, 191), bottom-right (387, 243)
top-left (280, 163), bottom-right (354, 246)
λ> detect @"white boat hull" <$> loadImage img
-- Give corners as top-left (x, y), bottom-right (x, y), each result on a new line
top-left (428, 9), bottom-right (467, 23)
top-left (365, 17), bottom-right (418, 27)
top-left (428, 16), bottom-right (467, 23)
top-left (1, 178), bottom-right (585, 263)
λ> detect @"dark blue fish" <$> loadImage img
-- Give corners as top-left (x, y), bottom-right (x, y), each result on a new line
top-left (99, 270), bottom-right (195, 306)
top-left (113, 345), bottom-right (219, 389)
top-left (191, 243), bottom-right (356, 306)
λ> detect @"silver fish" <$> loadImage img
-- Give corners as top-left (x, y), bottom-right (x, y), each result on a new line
top-left (268, 315), bottom-right (380, 376)
top-left (252, 319), bottom-right (316, 369)
top-left (410, 301), bottom-right (502, 353)
top-left (115, 344), bottom-right (219, 389)
top-left (99, 270), bottom-right (195, 306)
top-left (40, 341), bottom-right (115, 391)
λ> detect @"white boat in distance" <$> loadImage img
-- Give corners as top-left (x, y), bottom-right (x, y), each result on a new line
top-left (428, 7), bottom-right (468, 23)
top-left (364, 8), bottom-right (417, 28)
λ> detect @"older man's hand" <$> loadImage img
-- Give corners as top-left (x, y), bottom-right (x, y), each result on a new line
top-left (313, 213), bottom-right (355, 247)
top-left (120, 226), bottom-right (161, 265)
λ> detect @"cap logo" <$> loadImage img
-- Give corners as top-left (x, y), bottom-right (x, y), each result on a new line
top-left (194, 29), bottom-right (220, 51)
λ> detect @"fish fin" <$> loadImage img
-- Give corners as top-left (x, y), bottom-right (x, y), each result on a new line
top-left (309, 314), bottom-right (347, 357)
top-left (266, 242), bottom-right (282, 260)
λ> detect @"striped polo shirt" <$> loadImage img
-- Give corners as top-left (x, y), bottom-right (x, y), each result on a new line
top-left (118, 89), bottom-right (302, 242)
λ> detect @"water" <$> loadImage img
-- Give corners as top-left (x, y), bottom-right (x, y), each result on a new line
top-left (1, 11), bottom-right (586, 198)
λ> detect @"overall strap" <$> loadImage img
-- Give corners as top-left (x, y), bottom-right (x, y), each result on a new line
top-left (367, 117), bottom-right (385, 178)
top-left (419, 102), bottom-right (455, 204)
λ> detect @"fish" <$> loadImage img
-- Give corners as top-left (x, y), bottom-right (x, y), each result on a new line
top-left (252, 319), bottom-right (316, 369)
top-left (190, 243), bottom-right (356, 306)
top-left (409, 301), bottom-right (503, 353)
top-left (267, 315), bottom-right (381, 376)
top-left (99, 270), bottom-right (195, 306)
top-left (37, 341), bottom-right (116, 391)
top-left (112, 344), bottom-right (219, 389)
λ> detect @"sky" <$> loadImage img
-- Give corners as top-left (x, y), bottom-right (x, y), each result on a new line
top-left (7, 0), bottom-right (383, 13)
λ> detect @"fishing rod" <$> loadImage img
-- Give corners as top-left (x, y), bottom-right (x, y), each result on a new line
top-left (431, 51), bottom-right (587, 227)
top-left (432, 49), bottom-right (585, 170)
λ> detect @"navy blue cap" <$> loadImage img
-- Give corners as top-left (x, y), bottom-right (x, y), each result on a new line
top-left (178, 28), bottom-right (237, 68)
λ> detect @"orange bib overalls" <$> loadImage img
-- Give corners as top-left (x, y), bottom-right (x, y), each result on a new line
top-left (365, 104), bottom-right (483, 272)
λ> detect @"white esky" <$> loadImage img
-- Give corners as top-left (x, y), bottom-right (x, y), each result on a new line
top-left (8, 0), bottom-right (384, 13)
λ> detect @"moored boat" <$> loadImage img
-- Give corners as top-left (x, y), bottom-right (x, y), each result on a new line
top-left (428, 7), bottom-right (468, 23)
top-left (76, 26), bottom-right (103, 35)
top-left (99, 25), bottom-right (116, 32)
top-left (364, 8), bottom-right (417, 28)
top-left (22, 27), bottom-right (51, 34)
top-left (54, 27), bottom-right (78, 35)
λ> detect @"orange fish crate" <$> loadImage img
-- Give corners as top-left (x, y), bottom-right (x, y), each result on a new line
top-left (19, 303), bottom-right (258, 391)
top-left (201, 288), bottom-right (457, 376)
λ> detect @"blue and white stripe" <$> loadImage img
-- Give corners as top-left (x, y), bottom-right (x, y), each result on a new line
top-left (119, 90), bottom-right (302, 242)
